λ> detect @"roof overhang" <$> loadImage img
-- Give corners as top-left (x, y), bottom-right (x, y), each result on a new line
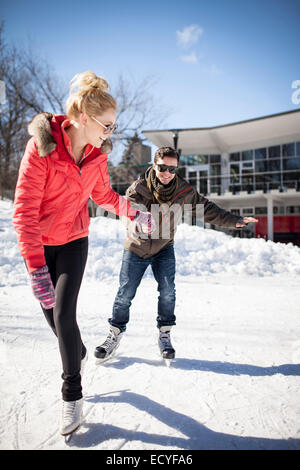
top-left (142, 109), bottom-right (300, 155)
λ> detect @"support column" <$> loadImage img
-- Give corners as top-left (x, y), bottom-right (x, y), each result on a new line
top-left (221, 152), bottom-right (230, 193)
top-left (267, 196), bottom-right (274, 241)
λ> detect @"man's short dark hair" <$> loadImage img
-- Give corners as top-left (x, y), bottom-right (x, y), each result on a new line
top-left (154, 147), bottom-right (179, 164)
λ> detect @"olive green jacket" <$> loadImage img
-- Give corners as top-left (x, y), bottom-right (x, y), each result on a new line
top-left (123, 169), bottom-right (242, 258)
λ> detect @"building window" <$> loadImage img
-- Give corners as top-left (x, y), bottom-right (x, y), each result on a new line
top-left (286, 206), bottom-right (300, 214)
top-left (211, 179), bottom-right (221, 193)
top-left (180, 156), bottom-right (188, 165)
top-left (255, 160), bottom-right (267, 172)
top-left (210, 154), bottom-right (221, 163)
top-left (283, 171), bottom-right (300, 189)
top-left (283, 157), bottom-right (300, 170)
top-left (255, 207), bottom-right (267, 215)
top-left (296, 142), bottom-right (300, 156)
top-left (230, 152), bottom-right (240, 161)
top-left (269, 172), bottom-right (281, 183)
top-left (230, 164), bottom-right (240, 183)
top-left (282, 143), bottom-right (295, 157)
top-left (188, 171), bottom-right (197, 188)
top-left (242, 208), bottom-right (254, 215)
top-left (268, 159), bottom-right (281, 171)
top-left (230, 208), bottom-right (240, 215)
top-left (255, 148), bottom-right (267, 160)
top-left (268, 145), bottom-right (280, 158)
top-left (273, 206), bottom-right (285, 215)
top-left (211, 164), bottom-right (221, 176)
top-left (242, 150), bottom-right (253, 161)
top-left (197, 155), bottom-right (208, 164)
top-left (242, 170), bottom-right (254, 191)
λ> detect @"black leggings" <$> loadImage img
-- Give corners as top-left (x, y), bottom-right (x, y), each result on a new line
top-left (41, 237), bottom-right (88, 402)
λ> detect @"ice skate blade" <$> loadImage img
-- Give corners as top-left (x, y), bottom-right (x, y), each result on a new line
top-left (164, 358), bottom-right (173, 367)
top-left (62, 423), bottom-right (80, 440)
top-left (95, 349), bottom-right (118, 365)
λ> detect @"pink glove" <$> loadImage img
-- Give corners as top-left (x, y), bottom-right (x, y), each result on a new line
top-left (30, 265), bottom-right (56, 309)
top-left (134, 211), bottom-right (156, 235)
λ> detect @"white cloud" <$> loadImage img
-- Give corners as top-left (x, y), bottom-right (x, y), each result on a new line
top-left (180, 52), bottom-right (198, 64)
top-left (176, 25), bottom-right (203, 49)
top-left (203, 63), bottom-right (223, 76)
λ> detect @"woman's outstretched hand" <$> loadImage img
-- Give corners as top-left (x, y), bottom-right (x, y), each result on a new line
top-left (134, 211), bottom-right (156, 234)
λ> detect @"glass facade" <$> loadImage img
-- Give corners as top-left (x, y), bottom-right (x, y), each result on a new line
top-left (181, 141), bottom-right (300, 195)
top-left (228, 141), bottom-right (300, 192)
top-left (180, 154), bottom-right (221, 165)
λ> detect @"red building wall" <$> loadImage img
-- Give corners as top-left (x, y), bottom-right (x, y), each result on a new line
top-left (255, 216), bottom-right (300, 245)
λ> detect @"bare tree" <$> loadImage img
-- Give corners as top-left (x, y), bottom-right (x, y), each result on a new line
top-left (109, 74), bottom-right (170, 166)
top-left (0, 24), bottom-right (67, 199)
top-left (0, 21), bottom-right (170, 199)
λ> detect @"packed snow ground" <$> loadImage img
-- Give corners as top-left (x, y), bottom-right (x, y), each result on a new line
top-left (1, 199), bottom-right (300, 450)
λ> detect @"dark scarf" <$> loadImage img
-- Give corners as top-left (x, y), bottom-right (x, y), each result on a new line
top-left (147, 167), bottom-right (178, 206)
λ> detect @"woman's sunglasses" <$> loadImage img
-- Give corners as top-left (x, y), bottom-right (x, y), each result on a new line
top-left (156, 164), bottom-right (178, 174)
top-left (91, 116), bottom-right (118, 134)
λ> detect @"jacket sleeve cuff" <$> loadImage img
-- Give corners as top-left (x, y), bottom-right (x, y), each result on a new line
top-left (25, 254), bottom-right (47, 274)
top-left (128, 209), bottom-right (139, 221)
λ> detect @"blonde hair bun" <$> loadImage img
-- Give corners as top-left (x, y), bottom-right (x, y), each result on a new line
top-left (70, 71), bottom-right (110, 94)
top-left (66, 71), bottom-right (116, 119)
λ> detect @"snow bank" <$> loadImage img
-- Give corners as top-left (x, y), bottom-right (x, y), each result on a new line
top-left (1, 199), bottom-right (300, 286)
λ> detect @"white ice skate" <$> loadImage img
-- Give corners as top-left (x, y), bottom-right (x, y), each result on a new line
top-left (60, 397), bottom-right (83, 436)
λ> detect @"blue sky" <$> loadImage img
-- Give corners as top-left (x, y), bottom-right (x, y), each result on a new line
top-left (2, 0), bottom-right (300, 132)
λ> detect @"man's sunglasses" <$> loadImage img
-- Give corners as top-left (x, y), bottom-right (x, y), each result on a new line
top-left (91, 116), bottom-right (118, 134)
top-left (156, 164), bottom-right (178, 174)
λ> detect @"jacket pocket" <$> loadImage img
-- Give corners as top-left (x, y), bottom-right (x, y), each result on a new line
top-left (71, 204), bottom-right (90, 237)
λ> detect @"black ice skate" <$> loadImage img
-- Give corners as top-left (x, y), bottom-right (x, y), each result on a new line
top-left (158, 326), bottom-right (175, 366)
top-left (94, 326), bottom-right (123, 363)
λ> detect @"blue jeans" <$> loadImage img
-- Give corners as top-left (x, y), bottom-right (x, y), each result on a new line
top-left (109, 245), bottom-right (176, 332)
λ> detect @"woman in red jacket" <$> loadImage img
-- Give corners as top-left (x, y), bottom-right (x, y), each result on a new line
top-left (13, 71), bottom-right (153, 436)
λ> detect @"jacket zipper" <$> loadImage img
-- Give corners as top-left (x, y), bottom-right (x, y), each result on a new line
top-left (77, 148), bottom-right (94, 176)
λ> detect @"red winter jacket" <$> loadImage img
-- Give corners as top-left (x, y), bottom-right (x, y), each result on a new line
top-left (13, 114), bottom-right (137, 273)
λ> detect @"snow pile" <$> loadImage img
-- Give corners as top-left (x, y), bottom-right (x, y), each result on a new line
top-left (174, 224), bottom-right (300, 277)
top-left (1, 199), bottom-right (300, 285)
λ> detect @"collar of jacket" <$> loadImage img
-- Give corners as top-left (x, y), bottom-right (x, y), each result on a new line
top-left (27, 112), bottom-right (106, 165)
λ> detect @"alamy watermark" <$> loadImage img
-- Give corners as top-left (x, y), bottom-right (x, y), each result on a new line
top-left (291, 80), bottom-right (300, 105)
top-left (103, 200), bottom-right (205, 241)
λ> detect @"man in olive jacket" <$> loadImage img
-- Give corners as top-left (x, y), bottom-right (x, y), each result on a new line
top-left (95, 147), bottom-right (257, 362)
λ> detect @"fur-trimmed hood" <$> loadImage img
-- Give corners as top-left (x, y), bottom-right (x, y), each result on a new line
top-left (28, 113), bottom-right (57, 157)
top-left (28, 112), bottom-right (113, 157)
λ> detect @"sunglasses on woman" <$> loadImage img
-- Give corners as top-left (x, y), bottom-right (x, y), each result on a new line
top-left (91, 116), bottom-right (118, 134)
top-left (156, 164), bottom-right (178, 174)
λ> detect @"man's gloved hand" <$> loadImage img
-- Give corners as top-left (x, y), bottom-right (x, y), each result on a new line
top-left (134, 210), bottom-right (156, 235)
top-left (236, 216), bottom-right (258, 228)
top-left (30, 265), bottom-right (56, 309)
